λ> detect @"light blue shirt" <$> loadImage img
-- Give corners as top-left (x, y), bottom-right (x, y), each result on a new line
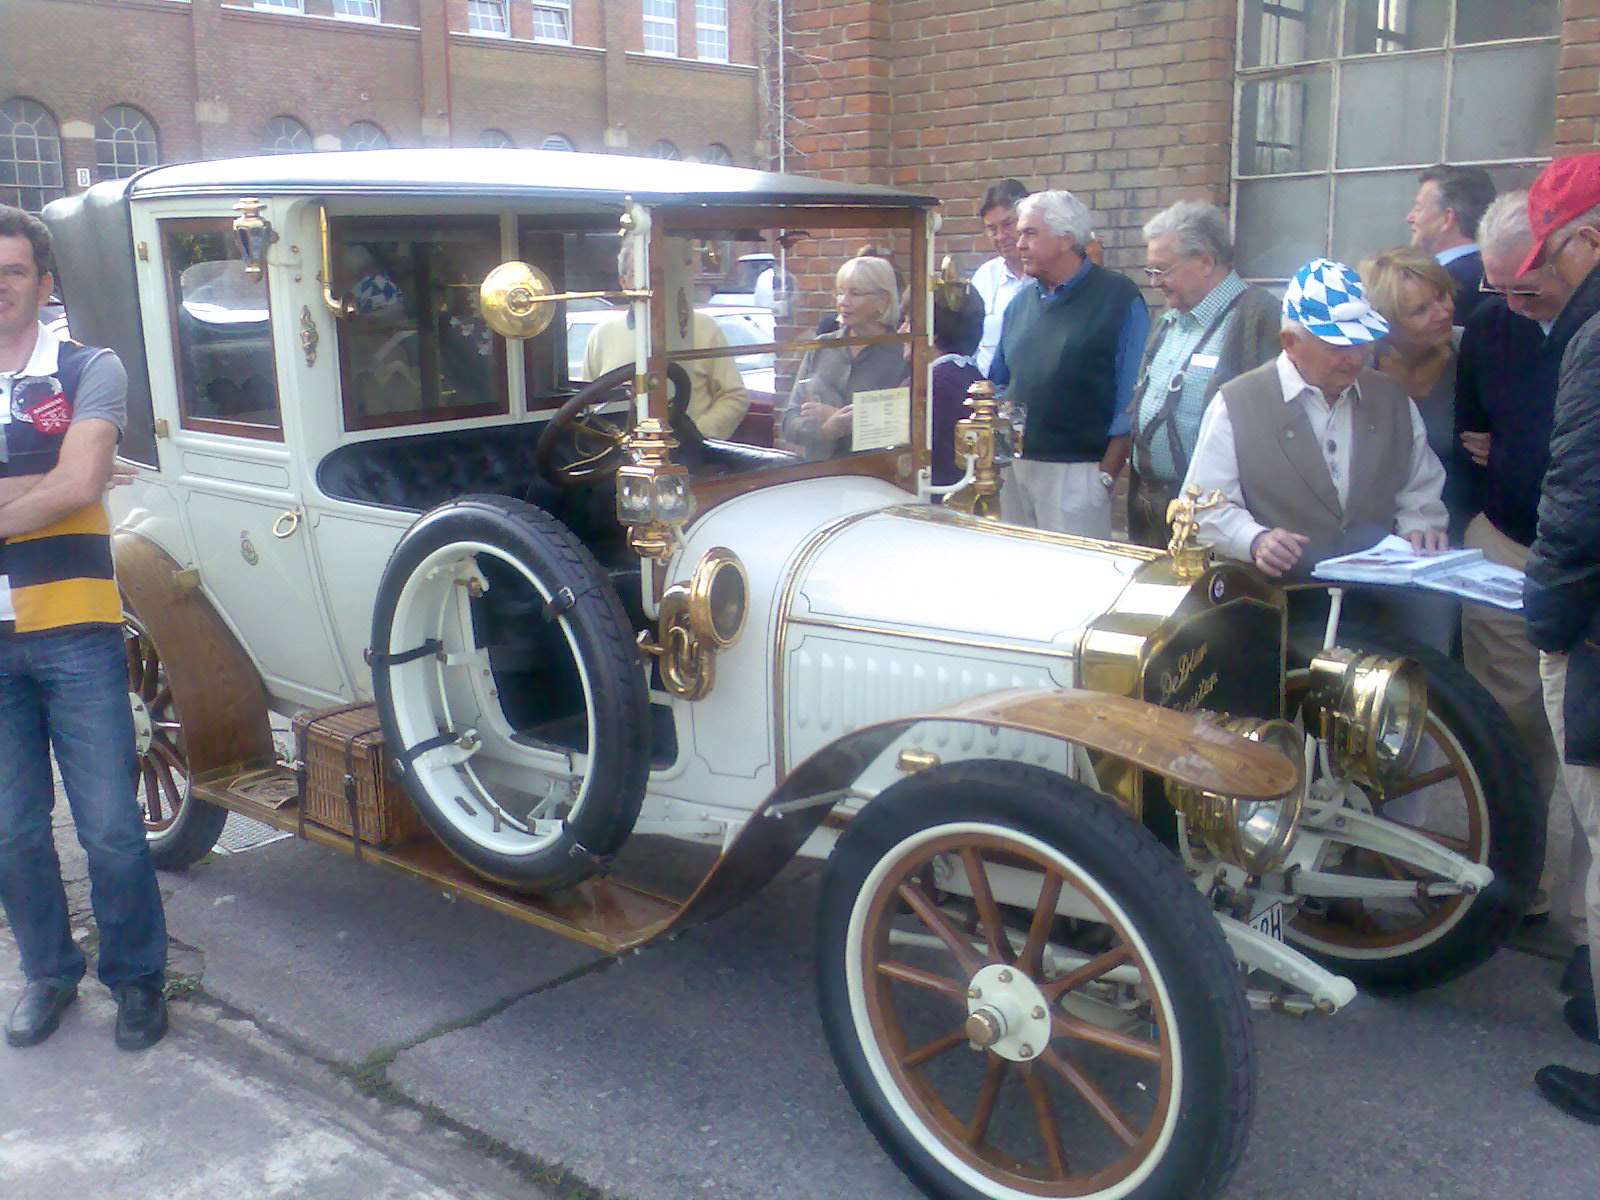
top-left (1435, 242), bottom-right (1478, 267)
top-left (1134, 271), bottom-right (1249, 482)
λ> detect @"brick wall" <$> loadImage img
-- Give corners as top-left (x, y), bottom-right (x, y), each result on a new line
top-left (779, 0), bottom-right (1237, 280)
top-left (1557, 0), bottom-right (1600, 150)
top-left (0, 0), bottom-right (768, 206)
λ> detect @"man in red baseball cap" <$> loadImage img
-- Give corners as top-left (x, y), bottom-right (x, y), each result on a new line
top-left (1521, 150), bottom-right (1600, 1128)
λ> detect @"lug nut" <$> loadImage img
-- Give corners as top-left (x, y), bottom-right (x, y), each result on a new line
top-left (1031, 1006), bottom-right (1046, 1020)
top-left (997, 969), bottom-right (1013, 983)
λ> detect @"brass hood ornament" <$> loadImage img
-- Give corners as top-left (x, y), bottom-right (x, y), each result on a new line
top-left (945, 379), bottom-right (1006, 518)
top-left (1166, 484), bottom-right (1223, 578)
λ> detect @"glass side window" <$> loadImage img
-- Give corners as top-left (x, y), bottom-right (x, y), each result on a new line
top-left (162, 220), bottom-right (282, 439)
top-left (333, 217), bottom-right (508, 430)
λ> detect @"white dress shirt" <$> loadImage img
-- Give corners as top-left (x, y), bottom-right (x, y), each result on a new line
top-left (1182, 352), bottom-right (1448, 563)
top-left (971, 255), bottom-right (1026, 376)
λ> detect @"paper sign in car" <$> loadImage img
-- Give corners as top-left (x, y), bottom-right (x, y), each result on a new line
top-left (851, 386), bottom-right (910, 453)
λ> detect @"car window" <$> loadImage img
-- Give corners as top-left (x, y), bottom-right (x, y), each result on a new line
top-left (161, 218), bottom-right (283, 440)
top-left (332, 216), bottom-right (507, 431)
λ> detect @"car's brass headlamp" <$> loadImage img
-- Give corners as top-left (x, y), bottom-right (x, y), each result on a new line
top-left (1304, 647), bottom-right (1427, 788)
top-left (1169, 717), bottom-right (1307, 875)
top-left (638, 548), bottom-right (748, 700)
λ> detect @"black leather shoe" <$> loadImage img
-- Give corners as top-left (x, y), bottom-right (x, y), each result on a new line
top-left (5, 981), bottom-right (77, 1048)
top-left (1536, 1064), bottom-right (1600, 1126)
top-left (1564, 996), bottom-right (1600, 1047)
top-left (113, 983), bottom-right (168, 1051)
top-left (1562, 944), bottom-right (1592, 998)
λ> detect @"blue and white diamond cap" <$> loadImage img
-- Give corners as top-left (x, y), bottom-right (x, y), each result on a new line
top-left (1282, 258), bottom-right (1389, 346)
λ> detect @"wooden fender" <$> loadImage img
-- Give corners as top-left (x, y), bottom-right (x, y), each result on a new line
top-left (114, 531), bottom-right (276, 778)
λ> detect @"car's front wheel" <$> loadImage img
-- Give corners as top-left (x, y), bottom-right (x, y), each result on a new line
top-left (817, 761), bottom-right (1253, 1200)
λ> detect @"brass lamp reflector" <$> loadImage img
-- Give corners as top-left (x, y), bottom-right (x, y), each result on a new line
top-left (480, 261), bottom-right (557, 339)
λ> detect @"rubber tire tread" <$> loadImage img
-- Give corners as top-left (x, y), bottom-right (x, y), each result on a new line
top-left (370, 494), bottom-right (650, 892)
top-left (816, 760), bottom-right (1255, 1200)
top-left (1288, 620), bottom-right (1543, 993)
top-left (147, 792), bottom-right (227, 871)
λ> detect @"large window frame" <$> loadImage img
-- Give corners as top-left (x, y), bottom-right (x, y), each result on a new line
top-left (643, 0), bottom-right (678, 56)
top-left (531, 0), bottom-right (572, 43)
top-left (1231, 0), bottom-right (1559, 281)
top-left (467, 0), bottom-right (509, 36)
top-left (1, 98), bottom-right (65, 212)
top-left (696, 0), bottom-right (729, 62)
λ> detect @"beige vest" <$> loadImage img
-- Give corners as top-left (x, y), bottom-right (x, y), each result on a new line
top-left (1219, 361), bottom-right (1413, 571)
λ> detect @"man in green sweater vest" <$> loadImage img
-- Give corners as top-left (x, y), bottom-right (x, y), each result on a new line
top-left (989, 190), bottom-right (1148, 539)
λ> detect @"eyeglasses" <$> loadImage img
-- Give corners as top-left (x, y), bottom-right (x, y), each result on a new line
top-left (1478, 278), bottom-right (1544, 299)
top-left (1142, 255), bottom-right (1199, 282)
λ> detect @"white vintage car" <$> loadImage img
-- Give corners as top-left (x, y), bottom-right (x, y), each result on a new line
top-left (45, 150), bottom-right (1538, 1200)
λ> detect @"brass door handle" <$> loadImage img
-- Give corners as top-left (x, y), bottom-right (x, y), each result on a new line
top-left (272, 509), bottom-right (302, 539)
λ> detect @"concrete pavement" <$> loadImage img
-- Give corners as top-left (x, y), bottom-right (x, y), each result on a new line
top-left (5, 804), bottom-right (1600, 1200)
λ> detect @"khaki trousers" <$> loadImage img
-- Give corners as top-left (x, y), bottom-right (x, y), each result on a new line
top-left (1463, 514), bottom-right (1588, 929)
top-left (1000, 460), bottom-right (1114, 540)
top-left (1541, 652), bottom-right (1600, 1012)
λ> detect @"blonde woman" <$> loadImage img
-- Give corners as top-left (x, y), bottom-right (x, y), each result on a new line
top-left (779, 255), bottom-right (909, 460)
top-left (1359, 246), bottom-right (1471, 536)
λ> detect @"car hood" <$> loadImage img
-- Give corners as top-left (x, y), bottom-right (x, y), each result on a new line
top-left (789, 502), bottom-right (1155, 652)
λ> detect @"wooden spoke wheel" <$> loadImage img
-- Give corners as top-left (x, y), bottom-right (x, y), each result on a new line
top-left (819, 762), bottom-right (1253, 1200)
top-left (125, 610), bottom-right (225, 868)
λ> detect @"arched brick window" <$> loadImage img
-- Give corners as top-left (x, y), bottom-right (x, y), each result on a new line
top-left (341, 121), bottom-right (390, 152)
top-left (261, 116), bottom-right (313, 154)
top-left (1, 98), bottom-right (64, 212)
top-left (95, 105), bottom-right (160, 180)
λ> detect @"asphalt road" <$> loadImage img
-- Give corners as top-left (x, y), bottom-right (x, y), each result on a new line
top-left (3, 808), bottom-right (1598, 1200)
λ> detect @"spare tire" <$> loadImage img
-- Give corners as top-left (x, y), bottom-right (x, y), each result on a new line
top-left (370, 495), bottom-right (650, 892)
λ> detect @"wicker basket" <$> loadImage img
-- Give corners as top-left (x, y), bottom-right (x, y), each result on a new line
top-left (292, 703), bottom-right (429, 848)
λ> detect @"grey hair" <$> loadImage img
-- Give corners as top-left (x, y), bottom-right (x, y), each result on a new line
top-left (837, 255), bottom-right (900, 327)
top-left (1142, 200), bottom-right (1234, 267)
top-left (1017, 189), bottom-right (1094, 246)
top-left (1477, 191), bottom-right (1532, 257)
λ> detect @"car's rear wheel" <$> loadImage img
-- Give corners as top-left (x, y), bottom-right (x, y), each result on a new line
top-left (370, 495), bottom-right (649, 892)
top-left (818, 761), bottom-right (1253, 1200)
top-left (125, 610), bottom-right (226, 869)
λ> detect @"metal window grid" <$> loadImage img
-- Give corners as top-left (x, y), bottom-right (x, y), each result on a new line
top-left (1231, 0), bottom-right (1560, 281)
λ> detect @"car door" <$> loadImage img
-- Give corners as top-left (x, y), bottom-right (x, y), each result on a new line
top-left (153, 213), bottom-right (350, 704)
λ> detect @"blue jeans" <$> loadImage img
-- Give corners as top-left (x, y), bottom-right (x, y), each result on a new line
top-left (0, 625), bottom-right (166, 989)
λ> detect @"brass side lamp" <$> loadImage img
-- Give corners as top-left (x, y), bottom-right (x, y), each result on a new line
top-left (232, 197), bottom-right (277, 282)
top-left (945, 379), bottom-right (1005, 518)
top-left (616, 417), bottom-right (693, 560)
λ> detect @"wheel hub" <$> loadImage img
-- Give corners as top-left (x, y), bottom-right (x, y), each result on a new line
top-left (965, 962), bottom-right (1051, 1061)
top-left (128, 691), bottom-right (153, 755)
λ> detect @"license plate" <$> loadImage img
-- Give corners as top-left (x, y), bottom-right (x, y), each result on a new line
top-left (1248, 902), bottom-right (1285, 942)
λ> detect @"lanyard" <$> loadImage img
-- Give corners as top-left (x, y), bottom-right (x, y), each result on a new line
top-left (1134, 291), bottom-right (1244, 480)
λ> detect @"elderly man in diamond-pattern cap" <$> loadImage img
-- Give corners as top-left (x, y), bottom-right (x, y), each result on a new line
top-left (1182, 256), bottom-right (1448, 585)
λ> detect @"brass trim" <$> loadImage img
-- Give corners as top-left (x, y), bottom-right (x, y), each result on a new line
top-left (317, 204), bottom-right (355, 317)
top-left (887, 504), bottom-right (1165, 561)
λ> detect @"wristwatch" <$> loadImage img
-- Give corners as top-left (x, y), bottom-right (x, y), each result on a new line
top-left (1098, 470), bottom-right (1116, 490)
